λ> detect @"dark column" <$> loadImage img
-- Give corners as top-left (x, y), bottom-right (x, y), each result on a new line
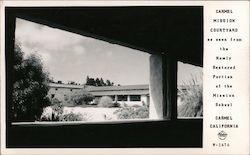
top-left (6, 9), bottom-right (17, 147)
top-left (162, 54), bottom-right (178, 120)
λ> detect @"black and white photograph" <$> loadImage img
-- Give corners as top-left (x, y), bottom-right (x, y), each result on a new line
top-left (0, 0), bottom-right (250, 155)
top-left (5, 6), bottom-right (203, 148)
top-left (2, 1), bottom-right (250, 155)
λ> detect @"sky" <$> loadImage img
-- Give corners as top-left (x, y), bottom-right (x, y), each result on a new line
top-left (15, 18), bottom-right (202, 86)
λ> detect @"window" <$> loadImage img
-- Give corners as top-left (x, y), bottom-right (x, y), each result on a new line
top-left (13, 17), bottom-right (152, 123)
top-left (109, 95), bottom-right (115, 101)
top-left (130, 95), bottom-right (141, 101)
top-left (117, 95), bottom-right (128, 101)
top-left (12, 16), bottom-right (203, 122)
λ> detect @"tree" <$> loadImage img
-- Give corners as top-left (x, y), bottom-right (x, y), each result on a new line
top-left (95, 78), bottom-right (101, 86)
top-left (85, 76), bottom-right (115, 87)
top-left (85, 76), bottom-right (90, 85)
top-left (12, 43), bottom-right (50, 122)
top-left (70, 89), bottom-right (94, 105)
top-left (49, 77), bottom-right (55, 83)
top-left (69, 81), bottom-right (76, 85)
top-left (106, 80), bottom-right (111, 86)
top-left (100, 78), bottom-right (105, 86)
top-left (85, 76), bottom-right (96, 86)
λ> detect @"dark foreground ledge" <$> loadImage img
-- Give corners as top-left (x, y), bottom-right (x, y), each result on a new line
top-left (7, 119), bottom-right (202, 148)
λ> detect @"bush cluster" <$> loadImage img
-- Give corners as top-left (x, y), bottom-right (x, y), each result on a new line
top-left (114, 104), bottom-right (149, 119)
top-left (41, 104), bottom-right (93, 122)
top-left (51, 98), bottom-right (61, 105)
top-left (97, 96), bottom-right (120, 108)
top-left (60, 112), bottom-right (83, 121)
top-left (51, 103), bottom-right (64, 121)
top-left (97, 96), bottom-right (113, 107)
top-left (70, 90), bottom-right (94, 105)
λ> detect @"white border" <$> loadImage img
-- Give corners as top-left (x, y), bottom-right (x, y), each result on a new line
top-left (0, 1), bottom-right (204, 155)
top-left (1, 1), bottom-right (249, 155)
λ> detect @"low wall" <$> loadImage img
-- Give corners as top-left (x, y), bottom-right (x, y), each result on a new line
top-left (8, 119), bottom-right (203, 147)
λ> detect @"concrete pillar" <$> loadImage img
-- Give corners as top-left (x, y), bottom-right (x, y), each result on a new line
top-left (149, 55), bottom-right (163, 119)
top-left (149, 54), bottom-right (178, 120)
top-left (114, 95), bottom-right (118, 102)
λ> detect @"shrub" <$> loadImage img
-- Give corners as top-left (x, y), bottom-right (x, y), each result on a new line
top-left (131, 104), bottom-right (141, 108)
top-left (91, 98), bottom-right (100, 105)
top-left (64, 95), bottom-right (70, 102)
top-left (51, 103), bottom-right (64, 121)
top-left (40, 103), bottom-right (64, 121)
top-left (70, 90), bottom-right (94, 105)
top-left (41, 106), bottom-right (94, 122)
top-left (51, 97), bottom-right (61, 105)
top-left (141, 101), bottom-right (149, 107)
top-left (40, 107), bottom-right (53, 121)
top-left (112, 102), bottom-right (120, 108)
top-left (97, 96), bottom-right (113, 108)
top-left (114, 105), bottom-right (149, 119)
top-left (60, 112), bottom-right (83, 121)
top-left (178, 75), bottom-right (203, 117)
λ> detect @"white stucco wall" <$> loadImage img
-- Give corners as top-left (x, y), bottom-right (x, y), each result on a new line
top-left (118, 95), bottom-right (148, 106)
top-left (48, 87), bottom-right (81, 103)
top-left (48, 85), bottom-right (150, 108)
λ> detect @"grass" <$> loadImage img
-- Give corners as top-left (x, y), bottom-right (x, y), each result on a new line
top-left (177, 75), bottom-right (203, 117)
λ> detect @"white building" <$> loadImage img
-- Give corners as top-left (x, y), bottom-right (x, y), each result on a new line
top-left (48, 83), bottom-right (84, 102)
top-left (86, 85), bottom-right (150, 106)
top-left (48, 83), bottom-right (150, 106)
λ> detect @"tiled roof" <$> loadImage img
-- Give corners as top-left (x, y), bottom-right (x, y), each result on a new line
top-left (48, 83), bottom-right (198, 93)
top-left (49, 83), bottom-right (84, 89)
top-left (49, 83), bottom-right (149, 91)
top-left (86, 84), bottom-right (149, 96)
top-left (86, 84), bottom-right (149, 91)
top-left (90, 89), bottom-right (149, 96)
